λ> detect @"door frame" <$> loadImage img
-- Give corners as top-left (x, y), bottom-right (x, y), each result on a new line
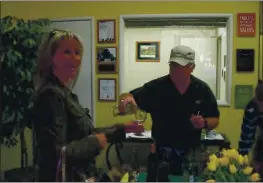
top-left (51, 17), bottom-right (96, 125)
top-left (119, 13), bottom-right (233, 107)
top-left (216, 36), bottom-right (222, 99)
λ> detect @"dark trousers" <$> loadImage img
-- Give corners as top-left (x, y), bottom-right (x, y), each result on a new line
top-left (156, 145), bottom-right (188, 176)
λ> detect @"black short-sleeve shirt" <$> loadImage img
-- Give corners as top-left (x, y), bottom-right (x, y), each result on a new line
top-left (129, 75), bottom-right (220, 149)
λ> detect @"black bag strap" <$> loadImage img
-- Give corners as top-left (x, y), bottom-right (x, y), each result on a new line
top-left (106, 142), bottom-right (124, 170)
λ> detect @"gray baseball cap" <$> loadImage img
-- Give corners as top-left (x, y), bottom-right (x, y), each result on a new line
top-left (168, 45), bottom-right (195, 66)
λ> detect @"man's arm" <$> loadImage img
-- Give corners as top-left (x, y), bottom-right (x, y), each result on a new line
top-left (238, 102), bottom-right (259, 155)
top-left (202, 85), bottom-right (220, 130)
top-left (120, 80), bottom-right (157, 113)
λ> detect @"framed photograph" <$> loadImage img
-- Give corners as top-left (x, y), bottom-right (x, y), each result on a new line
top-left (96, 46), bottom-right (117, 74)
top-left (98, 78), bottom-right (116, 102)
top-left (236, 49), bottom-right (255, 72)
top-left (136, 41), bottom-right (160, 62)
top-left (97, 19), bottom-right (116, 44)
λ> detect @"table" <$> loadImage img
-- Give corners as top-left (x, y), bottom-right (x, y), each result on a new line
top-left (121, 131), bottom-right (230, 167)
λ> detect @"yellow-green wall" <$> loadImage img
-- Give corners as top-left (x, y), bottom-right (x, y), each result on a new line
top-left (1, 1), bottom-right (261, 171)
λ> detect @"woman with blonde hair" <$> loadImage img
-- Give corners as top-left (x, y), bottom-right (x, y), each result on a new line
top-left (31, 29), bottom-right (128, 181)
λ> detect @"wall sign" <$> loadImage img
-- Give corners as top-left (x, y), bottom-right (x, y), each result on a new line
top-left (236, 49), bottom-right (254, 72)
top-left (235, 85), bottom-right (253, 109)
top-left (237, 13), bottom-right (256, 37)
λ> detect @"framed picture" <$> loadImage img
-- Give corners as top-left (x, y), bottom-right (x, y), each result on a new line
top-left (98, 78), bottom-right (117, 102)
top-left (97, 19), bottom-right (116, 44)
top-left (236, 49), bottom-right (255, 72)
top-left (136, 41), bottom-right (160, 62)
top-left (96, 46), bottom-right (117, 74)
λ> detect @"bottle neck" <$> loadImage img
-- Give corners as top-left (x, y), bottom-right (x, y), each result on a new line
top-left (150, 143), bottom-right (156, 153)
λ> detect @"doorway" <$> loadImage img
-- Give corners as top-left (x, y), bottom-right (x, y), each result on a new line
top-left (51, 18), bottom-right (96, 122)
top-left (119, 14), bottom-right (233, 106)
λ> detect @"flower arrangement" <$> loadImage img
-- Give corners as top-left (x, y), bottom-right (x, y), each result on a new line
top-left (198, 149), bottom-right (261, 182)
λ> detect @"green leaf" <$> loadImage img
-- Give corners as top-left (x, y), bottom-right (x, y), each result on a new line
top-left (26, 70), bottom-right (31, 81)
top-left (20, 70), bottom-right (26, 80)
top-left (3, 85), bottom-right (7, 93)
top-left (6, 49), bottom-right (16, 62)
top-left (2, 112), bottom-right (15, 124)
top-left (0, 53), bottom-right (5, 63)
top-left (22, 38), bottom-right (36, 48)
top-left (13, 50), bottom-right (22, 60)
top-left (17, 112), bottom-right (23, 121)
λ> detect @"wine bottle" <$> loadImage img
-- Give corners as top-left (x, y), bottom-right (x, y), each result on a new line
top-left (146, 143), bottom-right (158, 182)
top-left (188, 148), bottom-right (198, 182)
top-left (130, 148), bottom-right (140, 182)
top-left (157, 150), bottom-right (170, 182)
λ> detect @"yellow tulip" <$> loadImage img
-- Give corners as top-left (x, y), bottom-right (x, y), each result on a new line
top-left (120, 173), bottom-right (129, 182)
top-left (206, 179), bottom-right (216, 182)
top-left (229, 164), bottom-right (237, 174)
top-left (209, 154), bottom-right (218, 162)
top-left (230, 149), bottom-right (239, 159)
top-left (250, 173), bottom-right (261, 182)
top-left (207, 161), bottom-right (217, 172)
top-left (209, 154), bottom-right (219, 165)
top-left (243, 155), bottom-right (249, 165)
top-left (243, 166), bottom-right (253, 175)
top-left (237, 154), bottom-right (244, 165)
top-left (221, 149), bottom-right (227, 156)
top-left (219, 157), bottom-right (230, 166)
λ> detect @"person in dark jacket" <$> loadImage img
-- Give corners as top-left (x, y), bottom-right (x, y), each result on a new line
top-left (238, 80), bottom-right (263, 178)
top-left (32, 29), bottom-right (127, 182)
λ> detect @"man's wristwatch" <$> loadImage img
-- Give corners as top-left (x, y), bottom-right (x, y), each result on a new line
top-left (204, 119), bottom-right (208, 129)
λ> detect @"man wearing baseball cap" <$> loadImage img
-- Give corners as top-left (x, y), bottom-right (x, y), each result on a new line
top-left (119, 45), bottom-right (220, 175)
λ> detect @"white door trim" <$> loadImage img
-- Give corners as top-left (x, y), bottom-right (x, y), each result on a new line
top-left (119, 13), bottom-right (233, 107)
top-left (51, 17), bottom-right (96, 125)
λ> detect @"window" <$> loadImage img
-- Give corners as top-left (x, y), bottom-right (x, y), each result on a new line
top-left (119, 14), bottom-right (233, 106)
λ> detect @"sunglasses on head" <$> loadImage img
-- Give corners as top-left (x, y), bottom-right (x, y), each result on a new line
top-left (48, 30), bottom-right (60, 41)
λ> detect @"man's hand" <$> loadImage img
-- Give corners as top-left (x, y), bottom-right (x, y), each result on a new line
top-left (118, 93), bottom-right (137, 113)
top-left (95, 133), bottom-right (108, 148)
top-left (190, 115), bottom-right (206, 129)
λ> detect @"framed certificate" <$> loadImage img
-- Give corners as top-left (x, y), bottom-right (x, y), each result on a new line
top-left (97, 19), bottom-right (116, 44)
top-left (98, 78), bottom-right (117, 102)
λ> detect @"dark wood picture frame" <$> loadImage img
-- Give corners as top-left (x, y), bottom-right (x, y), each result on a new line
top-left (97, 19), bottom-right (116, 44)
top-left (96, 46), bottom-right (118, 74)
top-left (136, 41), bottom-right (160, 62)
top-left (98, 78), bottom-right (117, 102)
top-left (236, 49), bottom-right (255, 72)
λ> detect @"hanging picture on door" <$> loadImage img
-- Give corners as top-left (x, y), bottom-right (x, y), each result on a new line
top-left (97, 19), bottom-right (116, 43)
top-left (98, 78), bottom-right (116, 102)
top-left (96, 46), bottom-right (117, 74)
